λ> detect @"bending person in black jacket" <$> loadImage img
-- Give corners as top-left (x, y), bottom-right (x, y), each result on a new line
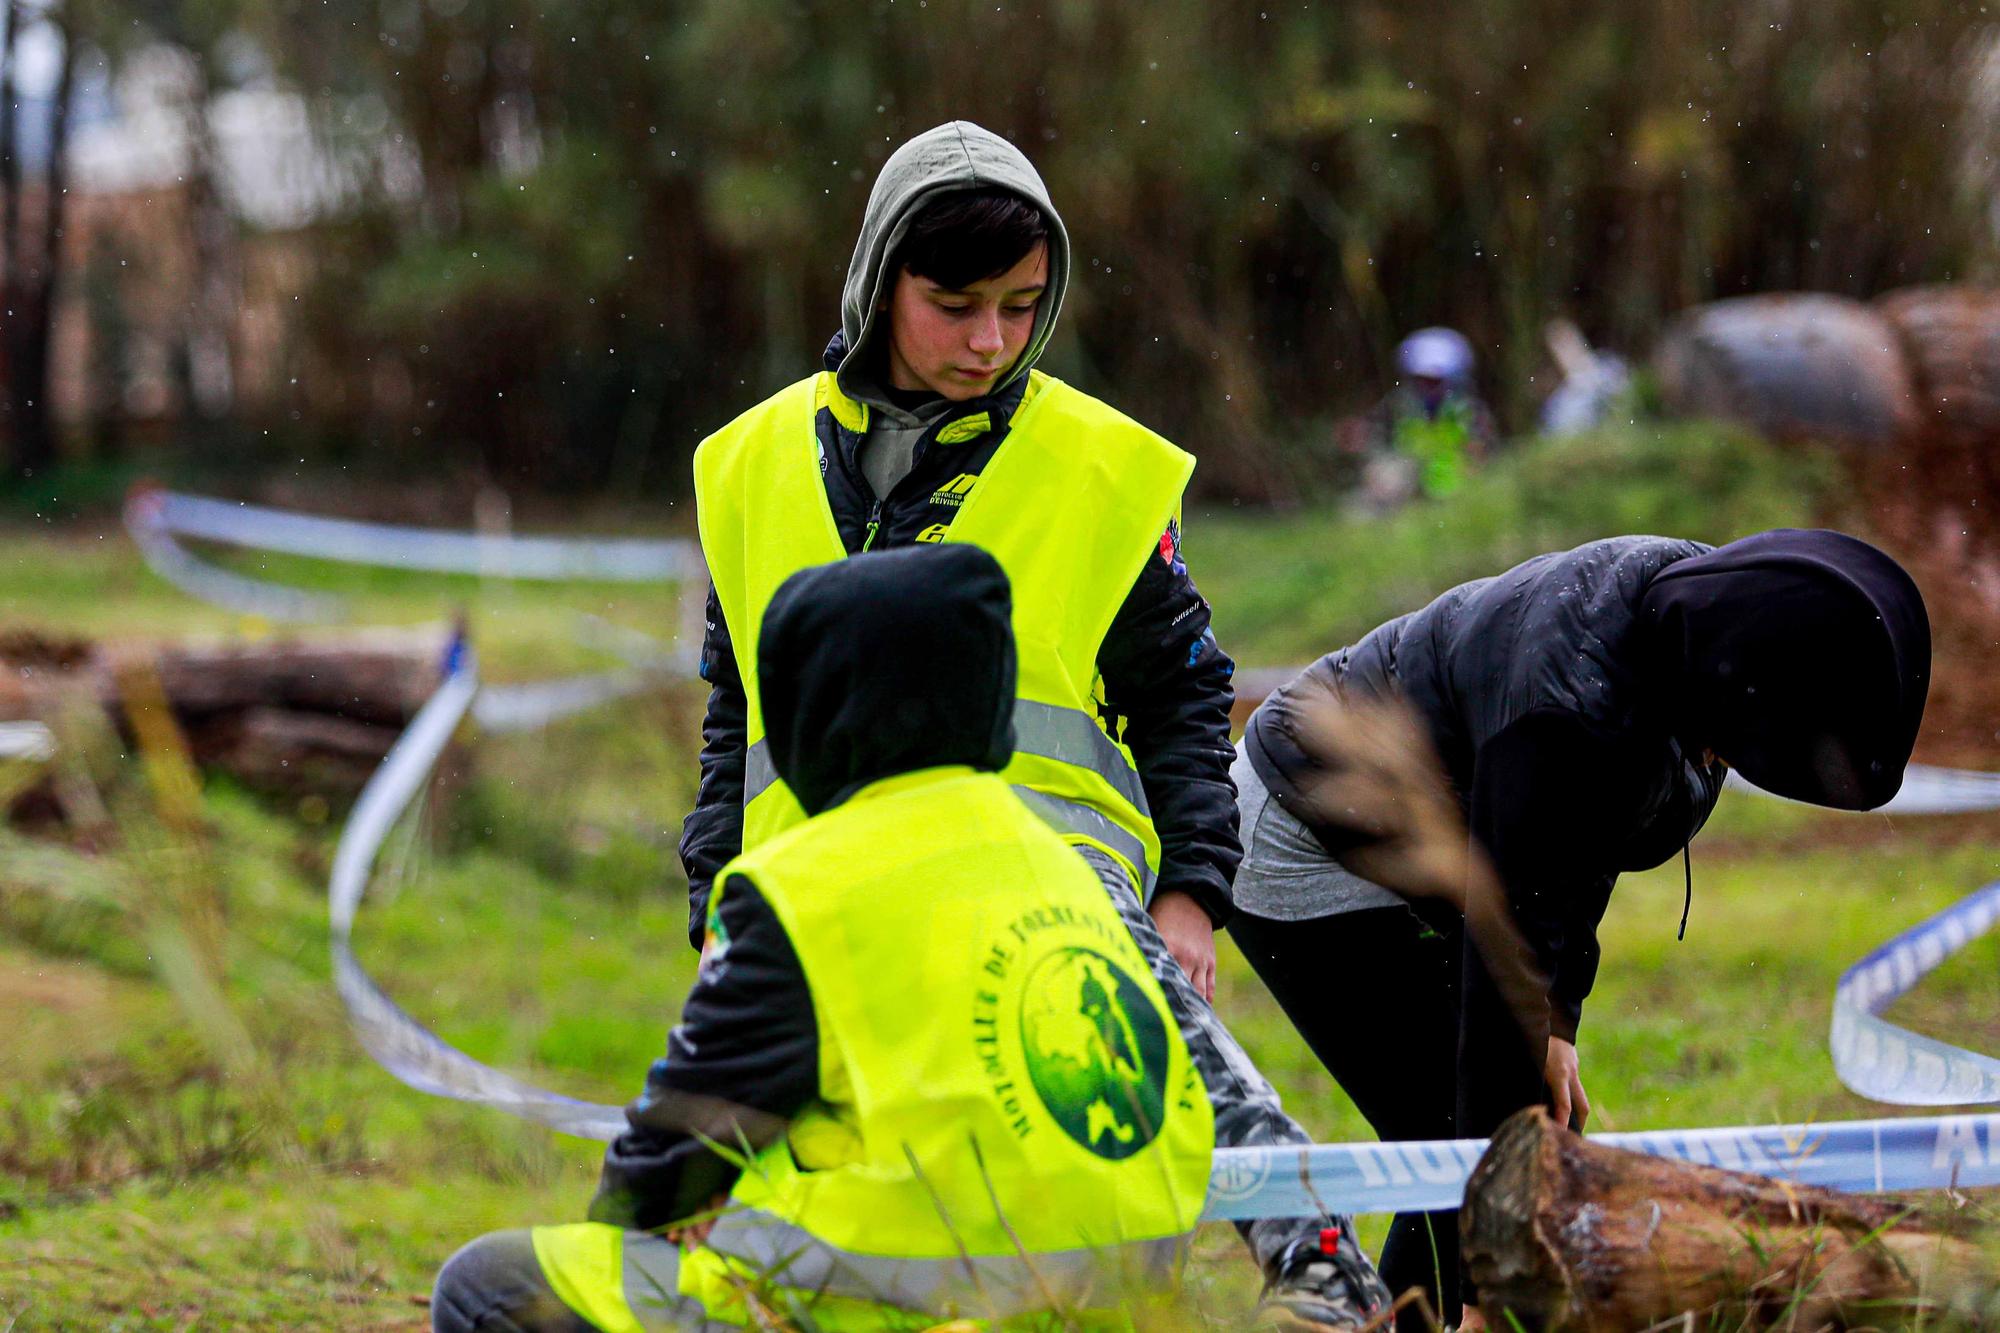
top-left (1228, 530), bottom-right (1930, 1331)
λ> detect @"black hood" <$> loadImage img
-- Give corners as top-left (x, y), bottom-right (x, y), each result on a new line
top-left (758, 545), bottom-right (1017, 817)
top-left (1639, 528), bottom-right (1929, 810)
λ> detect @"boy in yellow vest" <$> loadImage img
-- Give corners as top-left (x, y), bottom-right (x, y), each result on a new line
top-left (683, 121), bottom-right (1389, 1328)
top-left (434, 547), bottom-right (1216, 1330)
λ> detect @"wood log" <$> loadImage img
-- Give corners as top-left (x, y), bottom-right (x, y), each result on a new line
top-left (2, 627), bottom-right (448, 810)
top-left (108, 627), bottom-right (446, 727)
top-left (1462, 1107), bottom-right (1990, 1331)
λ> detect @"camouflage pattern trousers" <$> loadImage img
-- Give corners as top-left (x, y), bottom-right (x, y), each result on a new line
top-left (1073, 844), bottom-right (1328, 1275)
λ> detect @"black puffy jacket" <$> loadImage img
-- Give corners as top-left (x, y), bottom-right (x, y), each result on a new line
top-left (1246, 530), bottom-right (1927, 1134)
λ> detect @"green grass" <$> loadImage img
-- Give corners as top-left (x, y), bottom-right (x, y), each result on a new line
top-left (1191, 418), bottom-right (1834, 665)
top-left (1, 424), bottom-right (1989, 1328)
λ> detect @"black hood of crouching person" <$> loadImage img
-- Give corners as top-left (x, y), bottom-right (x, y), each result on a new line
top-left (758, 544), bottom-right (1018, 816)
top-left (1639, 529), bottom-right (1929, 811)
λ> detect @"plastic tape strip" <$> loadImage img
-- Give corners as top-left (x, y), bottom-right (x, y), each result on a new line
top-left (127, 491), bottom-right (346, 623)
top-left (138, 487), bottom-right (698, 583)
top-left (329, 654), bottom-right (629, 1139)
top-left (1831, 878), bottom-right (2000, 1105)
top-left (473, 669), bottom-right (671, 735)
top-left (0, 721), bottom-right (55, 761)
top-left (1200, 1114), bottom-right (2000, 1220)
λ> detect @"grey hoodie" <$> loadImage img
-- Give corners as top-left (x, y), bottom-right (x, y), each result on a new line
top-left (836, 122), bottom-right (1072, 495)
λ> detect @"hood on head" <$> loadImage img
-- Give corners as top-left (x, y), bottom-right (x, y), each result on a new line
top-left (837, 121), bottom-right (1071, 412)
top-left (1640, 529), bottom-right (1929, 810)
top-left (758, 545), bottom-right (1017, 816)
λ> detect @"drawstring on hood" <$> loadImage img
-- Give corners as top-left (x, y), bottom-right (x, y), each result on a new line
top-left (1640, 528), bottom-right (1930, 811)
top-left (1679, 843), bottom-right (1692, 941)
top-left (837, 121), bottom-right (1072, 416)
top-left (757, 545), bottom-right (1017, 817)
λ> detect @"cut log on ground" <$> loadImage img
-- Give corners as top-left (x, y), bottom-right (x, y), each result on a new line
top-left (1462, 1107), bottom-right (1992, 1331)
top-left (2, 627), bottom-right (449, 814)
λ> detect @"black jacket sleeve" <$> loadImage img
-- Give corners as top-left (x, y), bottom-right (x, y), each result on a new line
top-left (1549, 874), bottom-right (1615, 1043)
top-left (1456, 711), bottom-right (1634, 1133)
top-left (1096, 526), bottom-right (1241, 926)
top-left (590, 871), bottom-right (818, 1231)
top-left (678, 584), bottom-right (748, 950)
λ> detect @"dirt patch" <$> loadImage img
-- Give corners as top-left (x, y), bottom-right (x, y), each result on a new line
top-left (0, 952), bottom-right (113, 1015)
top-left (1841, 428), bottom-right (2000, 768)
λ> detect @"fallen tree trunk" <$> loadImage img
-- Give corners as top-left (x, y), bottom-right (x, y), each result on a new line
top-left (1462, 1107), bottom-right (1990, 1331)
top-left (3, 627), bottom-right (448, 813)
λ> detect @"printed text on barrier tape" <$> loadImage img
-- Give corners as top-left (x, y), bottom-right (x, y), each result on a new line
top-left (1201, 1113), bottom-right (2000, 1220)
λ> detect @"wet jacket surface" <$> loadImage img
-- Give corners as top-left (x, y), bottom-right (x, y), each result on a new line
top-left (1245, 529), bottom-right (1929, 1136)
top-left (1247, 536), bottom-right (1727, 1051)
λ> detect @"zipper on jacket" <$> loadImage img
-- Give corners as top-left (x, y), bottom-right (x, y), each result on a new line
top-left (861, 499), bottom-right (883, 551)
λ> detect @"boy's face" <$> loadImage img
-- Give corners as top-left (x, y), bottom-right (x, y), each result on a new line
top-left (884, 242), bottom-right (1049, 401)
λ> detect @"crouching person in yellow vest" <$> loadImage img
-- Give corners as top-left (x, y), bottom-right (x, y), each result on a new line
top-left (433, 546), bottom-right (1216, 1331)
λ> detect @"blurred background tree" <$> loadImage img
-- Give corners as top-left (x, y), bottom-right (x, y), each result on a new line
top-left (5, 0), bottom-right (1995, 500)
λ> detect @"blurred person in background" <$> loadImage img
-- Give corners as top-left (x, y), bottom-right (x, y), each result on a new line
top-left (682, 121), bottom-right (1390, 1329)
top-left (1225, 530), bottom-right (1930, 1331)
top-left (1538, 319), bottom-right (1634, 438)
top-left (1356, 327), bottom-right (1500, 511)
top-left (433, 548), bottom-right (1217, 1331)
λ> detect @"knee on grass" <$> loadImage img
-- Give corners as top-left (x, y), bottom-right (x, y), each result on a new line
top-left (433, 1229), bottom-right (592, 1333)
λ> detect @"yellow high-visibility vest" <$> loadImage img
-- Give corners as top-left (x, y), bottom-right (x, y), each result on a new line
top-left (677, 766), bottom-right (1216, 1327)
top-left (694, 370), bottom-right (1195, 893)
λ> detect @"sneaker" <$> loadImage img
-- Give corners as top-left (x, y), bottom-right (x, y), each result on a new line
top-left (1252, 1223), bottom-right (1394, 1331)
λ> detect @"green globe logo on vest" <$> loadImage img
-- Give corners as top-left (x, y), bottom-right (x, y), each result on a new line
top-left (1019, 947), bottom-right (1170, 1159)
top-left (972, 902), bottom-right (1175, 1162)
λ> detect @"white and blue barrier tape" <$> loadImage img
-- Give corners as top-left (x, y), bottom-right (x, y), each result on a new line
top-left (1832, 879), bottom-right (2000, 1105)
top-left (1202, 1113), bottom-right (2000, 1220)
top-left (330, 644), bottom-right (630, 1140)
top-left (1727, 764), bottom-right (2000, 816)
top-left (123, 487), bottom-right (704, 626)
top-left (126, 489), bottom-right (347, 622)
top-left (129, 486), bottom-right (699, 584)
top-left (0, 720), bottom-right (55, 761)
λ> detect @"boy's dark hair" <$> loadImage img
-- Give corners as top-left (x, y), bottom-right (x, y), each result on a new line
top-left (896, 189), bottom-right (1049, 290)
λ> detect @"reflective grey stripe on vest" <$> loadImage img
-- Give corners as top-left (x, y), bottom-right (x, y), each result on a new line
top-left (744, 739), bottom-right (778, 804)
top-left (743, 701), bottom-right (1150, 817)
top-left (640, 1204), bottom-right (1180, 1325)
top-left (1013, 786), bottom-right (1156, 899)
top-left (618, 1231), bottom-right (713, 1331)
top-left (1012, 698), bottom-right (1151, 818)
